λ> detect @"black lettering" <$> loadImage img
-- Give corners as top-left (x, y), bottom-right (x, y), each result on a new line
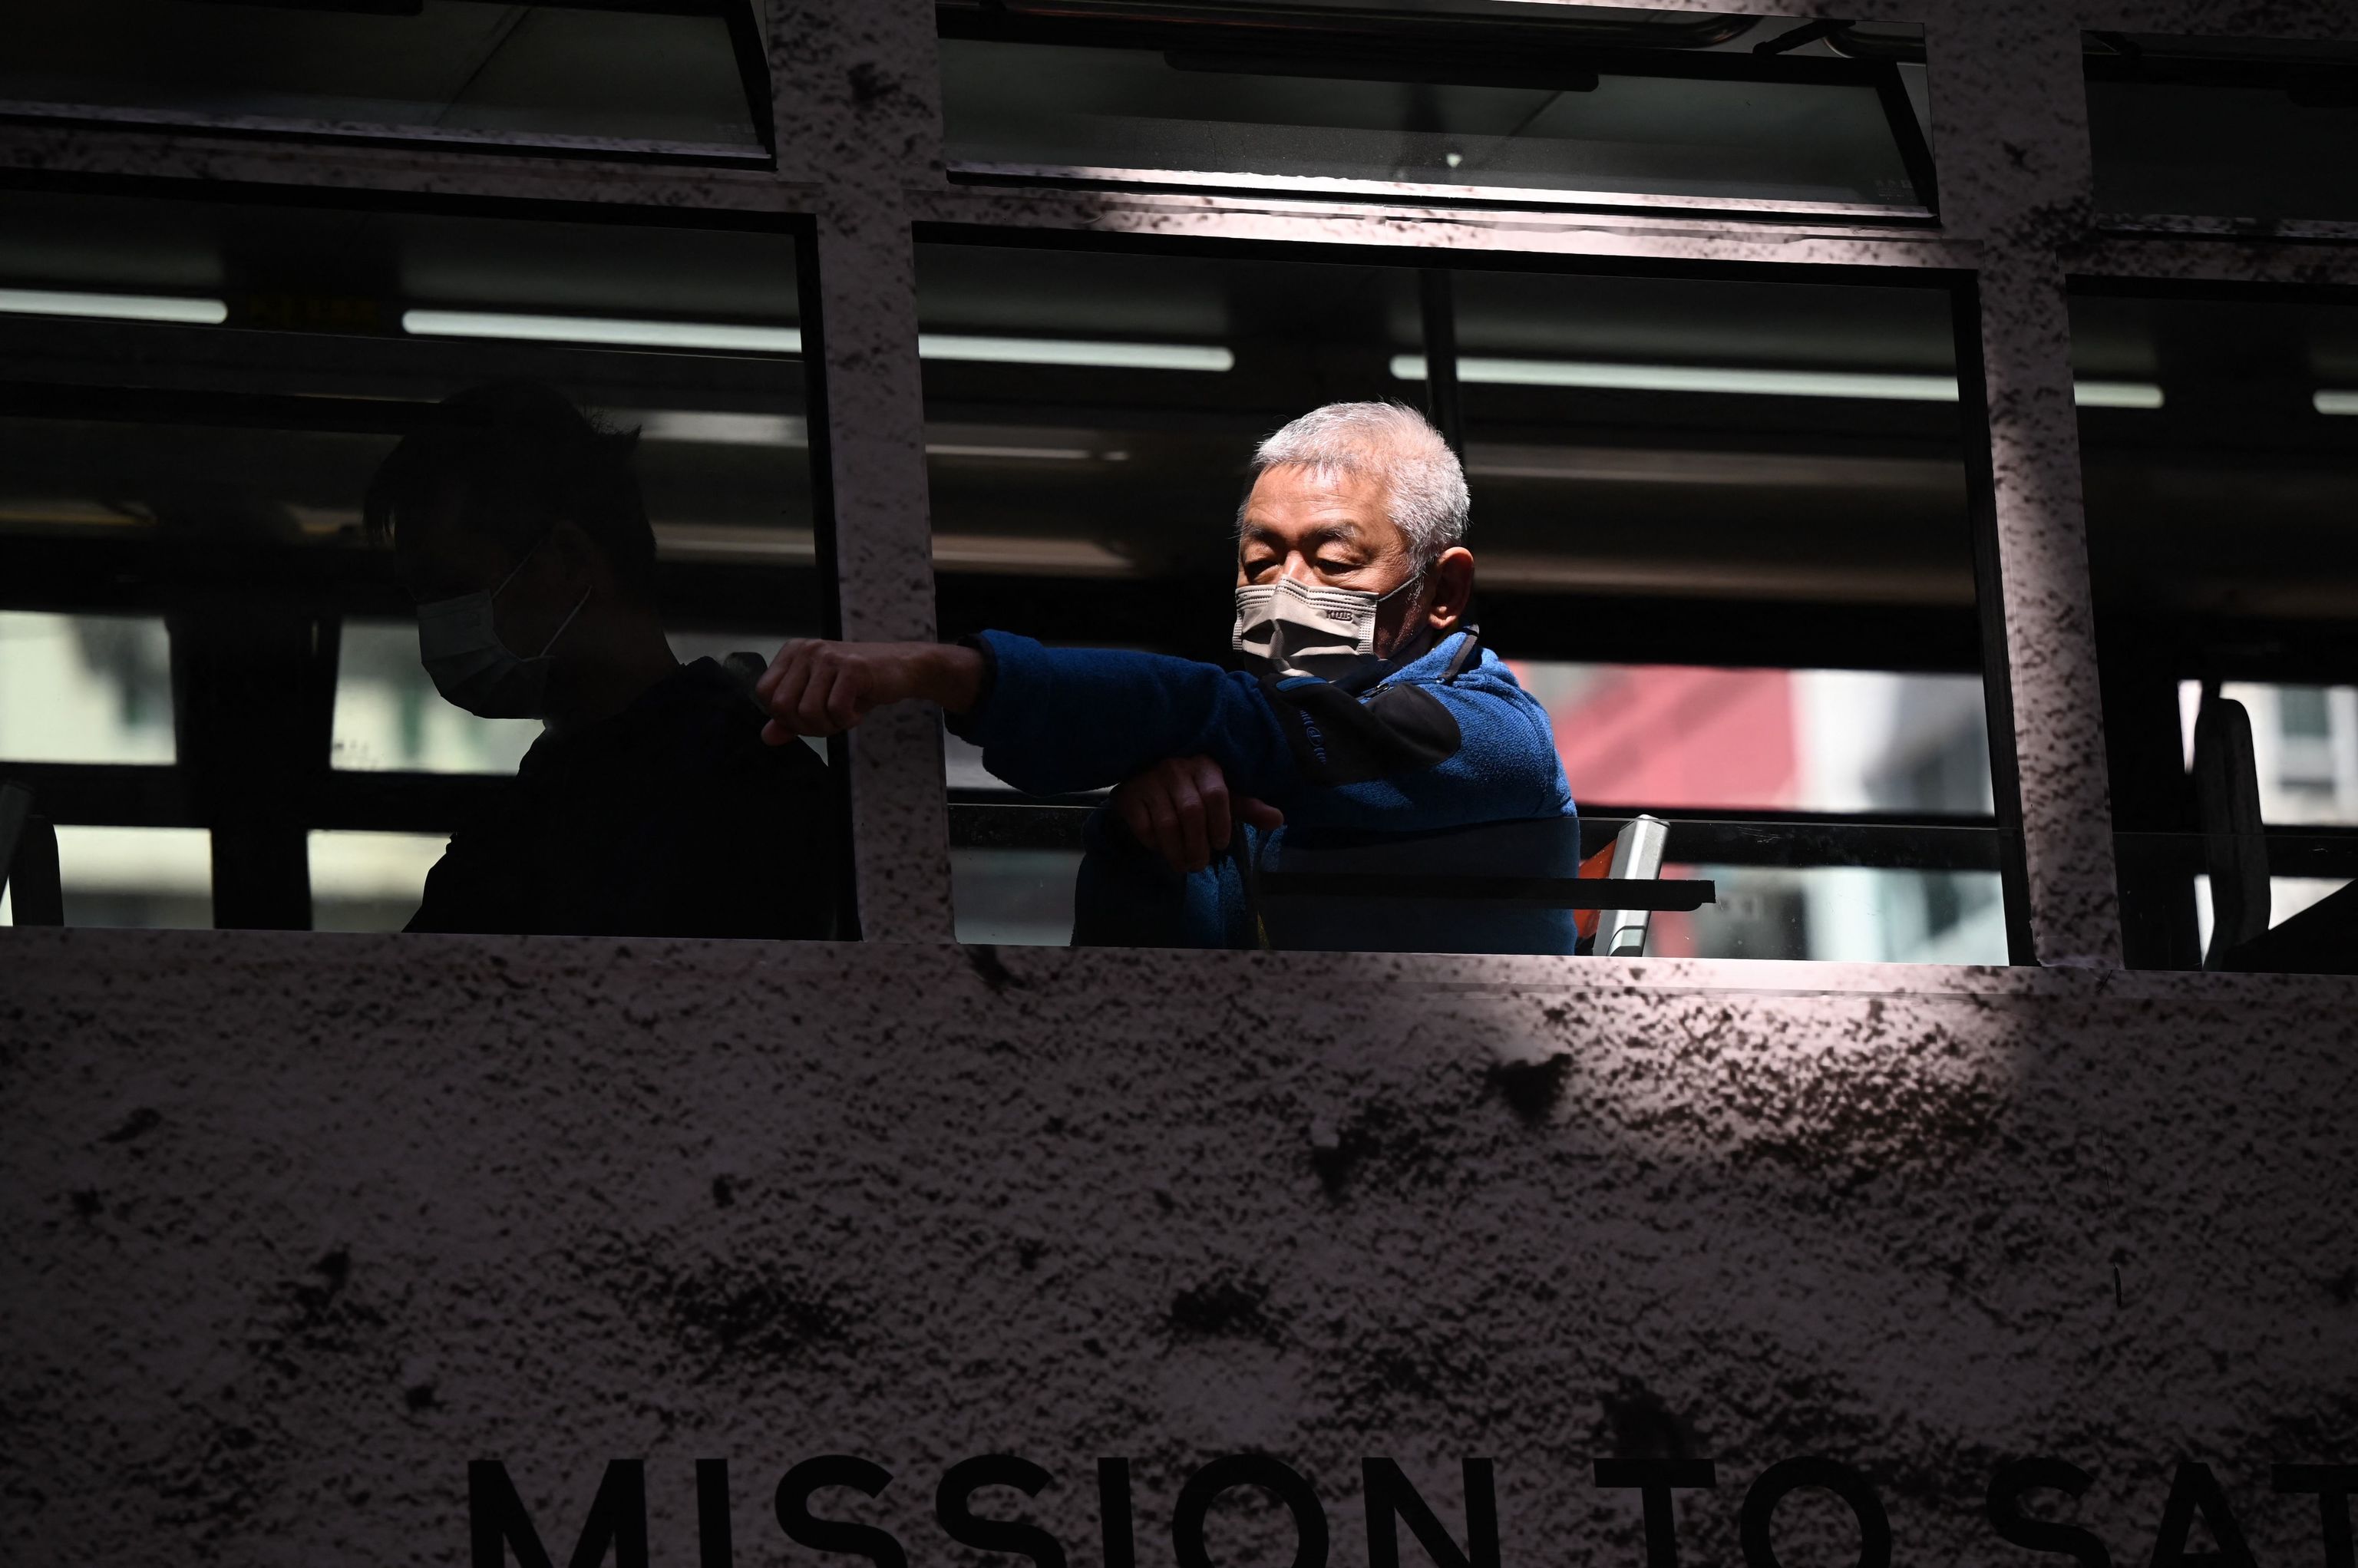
top-left (1987, 1457), bottom-right (2109, 1568)
top-left (1172, 1454), bottom-right (1328, 1568)
top-left (1739, 1457), bottom-right (1891, 1568)
top-left (1101, 1458), bottom-right (1138, 1568)
top-left (2275, 1465), bottom-right (2358, 1568)
top-left (699, 1459), bottom-right (734, 1568)
top-left (1362, 1460), bottom-right (1499, 1568)
top-left (777, 1456), bottom-right (907, 1568)
top-left (938, 1455), bottom-right (1066, 1568)
top-left (470, 1459), bottom-right (649, 1568)
top-left (1596, 1459), bottom-right (1717, 1568)
top-left (2152, 1463), bottom-right (2254, 1568)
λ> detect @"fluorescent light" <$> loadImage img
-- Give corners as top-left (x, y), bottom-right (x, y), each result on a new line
top-left (638, 411), bottom-right (806, 445)
top-left (2316, 391), bottom-right (2358, 416)
top-left (926, 443), bottom-right (1097, 461)
top-left (1392, 354), bottom-right (1955, 401)
top-left (2074, 380), bottom-right (2165, 410)
top-left (401, 309), bottom-right (801, 354)
top-left (0, 286), bottom-right (226, 325)
top-left (919, 334), bottom-right (1233, 371)
top-left (396, 311), bottom-right (1230, 371)
top-left (1466, 444), bottom-right (1956, 490)
top-left (931, 534), bottom-right (1136, 575)
top-left (1392, 355), bottom-right (2163, 408)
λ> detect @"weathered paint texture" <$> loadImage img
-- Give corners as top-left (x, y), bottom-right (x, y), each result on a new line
top-left (4, 933), bottom-right (2355, 1566)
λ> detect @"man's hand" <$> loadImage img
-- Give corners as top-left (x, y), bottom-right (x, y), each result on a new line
top-left (1113, 754), bottom-right (1283, 874)
top-left (756, 639), bottom-right (985, 741)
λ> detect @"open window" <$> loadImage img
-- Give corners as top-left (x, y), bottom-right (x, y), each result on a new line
top-left (936, 2), bottom-right (1937, 220)
top-left (2076, 284), bottom-right (2358, 972)
top-left (2086, 31), bottom-right (2358, 226)
top-left (0, 183), bottom-right (834, 935)
top-left (920, 233), bottom-right (2032, 960)
top-left (1, 1), bottom-right (774, 163)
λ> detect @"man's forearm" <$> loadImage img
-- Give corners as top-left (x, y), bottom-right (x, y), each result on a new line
top-left (914, 642), bottom-right (986, 715)
top-left (758, 638), bottom-right (988, 738)
top-left (951, 632), bottom-right (1296, 798)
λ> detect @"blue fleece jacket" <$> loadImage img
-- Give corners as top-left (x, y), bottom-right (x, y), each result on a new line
top-left (948, 628), bottom-right (1580, 951)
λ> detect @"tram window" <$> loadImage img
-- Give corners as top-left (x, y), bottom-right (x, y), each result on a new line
top-left (2086, 31), bottom-right (2358, 225)
top-left (0, 186), bottom-right (836, 939)
top-left (0, 612), bottom-right (176, 767)
top-left (2076, 288), bottom-right (2358, 972)
top-left (920, 238), bottom-right (2025, 960)
top-left (938, 4), bottom-right (1936, 220)
top-left (0, 825), bottom-right (211, 931)
top-left (3, 2), bottom-right (771, 160)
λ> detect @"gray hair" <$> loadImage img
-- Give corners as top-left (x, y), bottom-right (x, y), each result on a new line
top-left (1240, 401), bottom-right (1470, 566)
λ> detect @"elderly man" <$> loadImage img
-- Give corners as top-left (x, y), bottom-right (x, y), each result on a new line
top-left (758, 400), bottom-right (1577, 949)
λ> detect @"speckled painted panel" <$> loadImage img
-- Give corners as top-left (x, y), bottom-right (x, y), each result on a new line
top-left (2, 932), bottom-right (2353, 1566)
top-left (778, 0), bottom-right (953, 940)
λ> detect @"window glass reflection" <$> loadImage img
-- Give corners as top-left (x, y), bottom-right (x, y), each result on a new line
top-left (2175, 680), bottom-right (2358, 829)
top-left (1516, 663), bottom-right (1992, 816)
top-left (940, 4), bottom-right (1935, 214)
top-left (5, 1), bottom-right (768, 156)
top-left (0, 612), bottom-right (175, 765)
top-left (308, 830), bottom-right (448, 935)
top-left (2076, 288), bottom-right (2358, 972)
top-left (2086, 32), bottom-right (2358, 223)
top-left (2, 825), bottom-right (213, 930)
top-left (332, 620), bottom-right (540, 776)
top-left (1650, 865), bottom-right (2006, 962)
top-left (0, 187), bottom-right (836, 937)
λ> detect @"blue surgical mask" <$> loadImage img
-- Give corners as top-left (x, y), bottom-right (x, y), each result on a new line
top-left (415, 537), bottom-right (590, 720)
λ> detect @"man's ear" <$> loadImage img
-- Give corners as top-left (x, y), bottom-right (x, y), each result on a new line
top-left (1426, 546), bottom-right (1475, 629)
top-left (544, 520), bottom-right (599, 592)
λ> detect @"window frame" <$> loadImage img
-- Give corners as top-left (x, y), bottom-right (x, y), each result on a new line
top-left (2065, 269), bottom-right (2358, 969)
top-left (907, 220), bottom-right (2036, 962)
top-left (0, 180), bottom-right (850, 933)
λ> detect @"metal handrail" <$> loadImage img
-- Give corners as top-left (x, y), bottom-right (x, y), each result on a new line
top-left (943, 791), bottom-right (2025, 872)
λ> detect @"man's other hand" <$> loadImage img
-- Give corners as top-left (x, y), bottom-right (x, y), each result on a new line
top-left (756, 639), bottom-right (984, 741)
top-left (1112, 754), bottom-right (1283, 874)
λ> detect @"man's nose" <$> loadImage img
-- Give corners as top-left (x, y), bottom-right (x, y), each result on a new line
top-left (1277, 556), bottom-right (1319, 585)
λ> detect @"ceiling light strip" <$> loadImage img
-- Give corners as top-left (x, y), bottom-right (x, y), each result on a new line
top-left (401, 309), bottom-right (802, 354)
top-left (0, 287), bottom-right (228, 325)
top-left (917, 334), bottom-right (1234, 371)
top-left (398, 312), bottom-right (1232, 371)
top-left (1392, 355), bottom-right (2163, 408)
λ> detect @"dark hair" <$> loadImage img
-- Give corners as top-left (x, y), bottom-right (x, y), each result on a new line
top-left (363, 381), bottom-right (657, 602)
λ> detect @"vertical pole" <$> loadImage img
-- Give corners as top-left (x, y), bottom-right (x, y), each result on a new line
top-left (1927, 3), bottom-right (2125, 967)
top-left (1949, 276), bottom-right (2039, 966)
top-left (775, 0), bottom-right (957, 941)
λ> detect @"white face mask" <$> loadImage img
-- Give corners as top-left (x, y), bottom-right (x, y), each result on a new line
top-left (415, 536), bottom-right (590, 720)
top-left (1232, 572), bottom-right (1422, 681)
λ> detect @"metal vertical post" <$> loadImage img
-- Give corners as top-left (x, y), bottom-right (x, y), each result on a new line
top-left (776, 0), bottom-right (959, 941)
top-left (1927, 2), bottom-right (2126, 967)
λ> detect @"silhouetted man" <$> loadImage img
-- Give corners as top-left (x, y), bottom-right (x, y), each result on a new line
top-left (364, 382), bottom-right (836, 938)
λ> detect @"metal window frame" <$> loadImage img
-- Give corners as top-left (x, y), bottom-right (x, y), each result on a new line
top-left (0, 0), bottom-right (2354, 972)
top-left (929, 0), bottom-right (1946, 222)
top-left (0, 0), bottom-right (780, 165)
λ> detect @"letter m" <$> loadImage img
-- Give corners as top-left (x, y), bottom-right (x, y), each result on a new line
top-left (471, 1460), bottom-right (649, 1568)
